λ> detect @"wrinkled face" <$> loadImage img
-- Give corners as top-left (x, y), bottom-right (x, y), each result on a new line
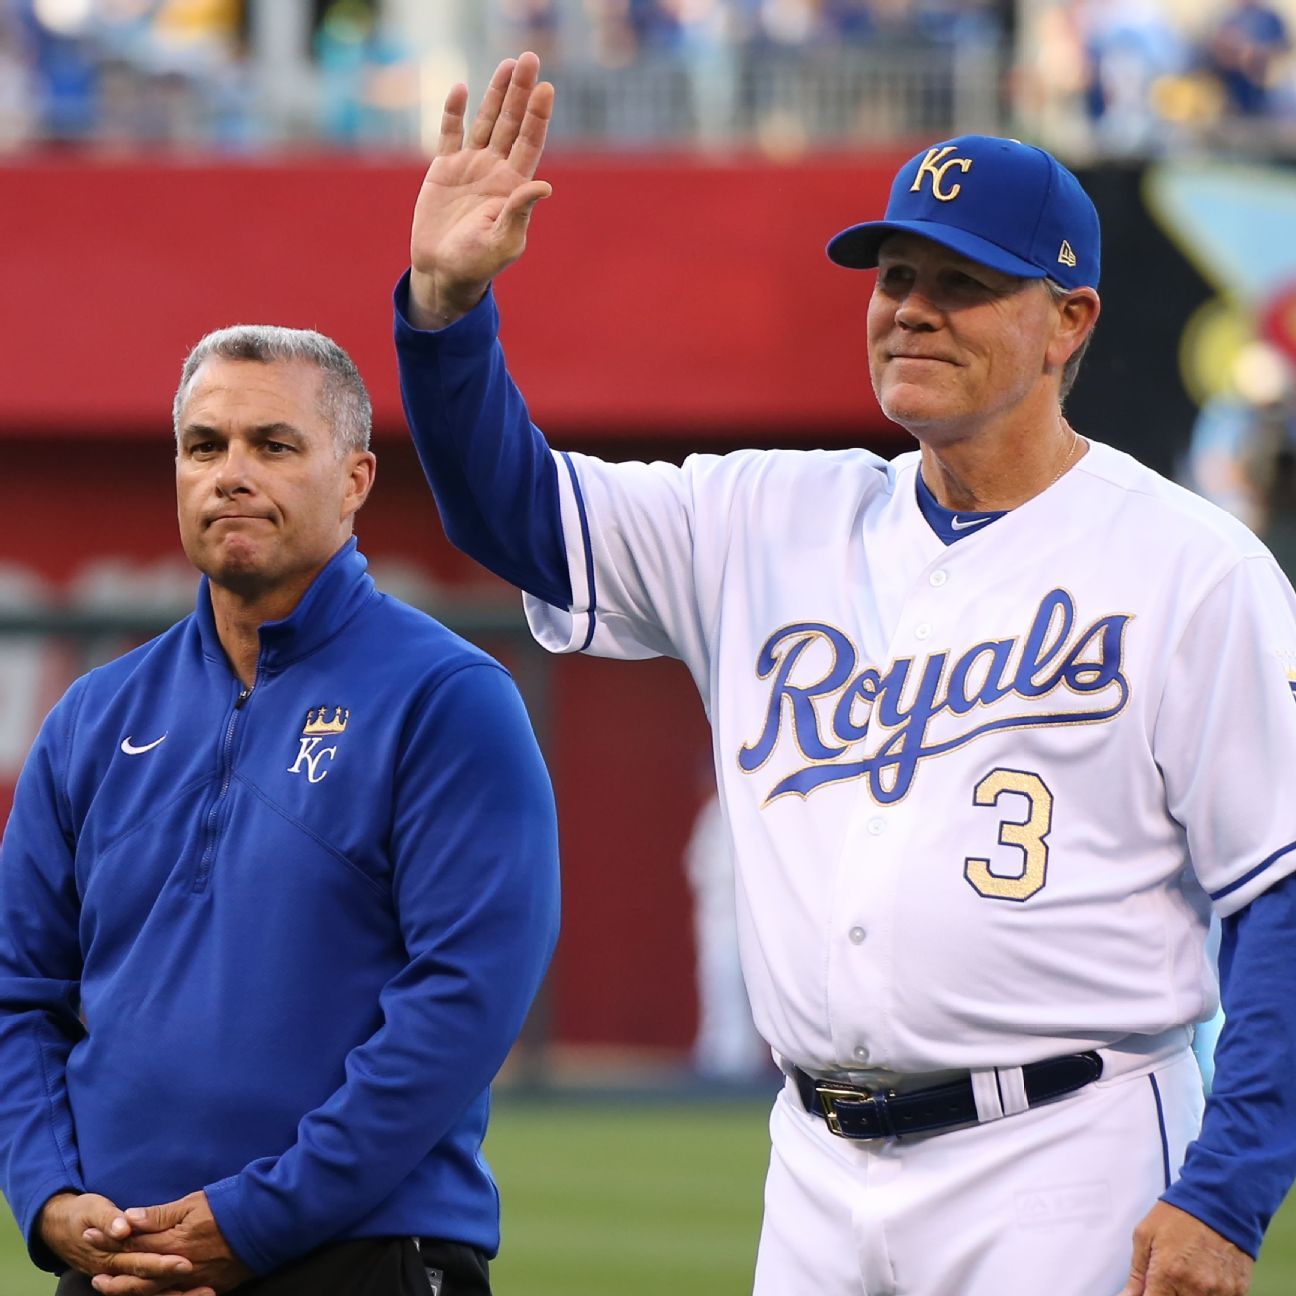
top-left (866, 234), bottom-right (1064, 441)
top-left (175, 357), bottom-right (374, 599)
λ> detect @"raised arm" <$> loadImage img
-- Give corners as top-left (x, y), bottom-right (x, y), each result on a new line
top-left (396, 56), bottom-right (706, 662)
top-left (395, 51), bottom-right (572, 606)
top-left (409, 53), bottom-right (554, 329)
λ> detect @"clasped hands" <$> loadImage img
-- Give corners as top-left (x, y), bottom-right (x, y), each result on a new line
top-left (40, 1189), bottom-right (252, 1296)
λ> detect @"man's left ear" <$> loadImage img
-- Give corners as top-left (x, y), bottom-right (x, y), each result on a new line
top-left (345, 451), bottom-right (377, 517)
top-left (1051, 288), bottom-right (1101, 367)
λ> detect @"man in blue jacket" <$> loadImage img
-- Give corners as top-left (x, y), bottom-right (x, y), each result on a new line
top-left (0, 324), bottom-right (561, 1296)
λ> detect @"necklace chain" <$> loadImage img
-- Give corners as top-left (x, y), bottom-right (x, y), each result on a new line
top-left (1046, 425), bottom-right (1080, 491)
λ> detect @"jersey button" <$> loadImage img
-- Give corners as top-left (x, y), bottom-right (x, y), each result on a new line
top-left (853, 1046), bottom-right (870, 1062)
top-left (866, 817), bottom-right (886, 836)
top-left (849, 926), bottom-right (866, 944)
top-left (915, 623), bottom-right (932, 640)
top-left (929, 570), bottom-right (948, 587)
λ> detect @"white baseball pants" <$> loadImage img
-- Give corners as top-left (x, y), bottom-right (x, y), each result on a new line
top-left (753, 1046), bottom-right (1204, 1296)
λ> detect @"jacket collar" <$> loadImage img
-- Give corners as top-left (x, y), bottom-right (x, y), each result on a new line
top-left (194, 539), bottom-right (377, 676)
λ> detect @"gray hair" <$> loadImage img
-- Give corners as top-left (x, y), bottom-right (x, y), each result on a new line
top-left (1043, 279), bottom-right (1096, 405)
top-left (173, 325), bottom-right (372, 455)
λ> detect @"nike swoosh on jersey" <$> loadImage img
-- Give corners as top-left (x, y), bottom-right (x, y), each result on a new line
top-left (950, 515), bottom-right (993, 531)
top-left (120, 734), bottom-right (167, 755)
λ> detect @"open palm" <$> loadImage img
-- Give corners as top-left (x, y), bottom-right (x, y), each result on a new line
top-left (410, 53), bottom-right (554, 327)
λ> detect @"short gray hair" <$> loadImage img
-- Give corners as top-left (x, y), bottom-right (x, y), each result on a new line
top-left (173, 325), bottom-right (372, 455)
top-left (1043, 279), bottom-right (1096, 404)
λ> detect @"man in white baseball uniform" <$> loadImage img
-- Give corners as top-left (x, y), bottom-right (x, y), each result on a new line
top-left (391, 53), bottom-right (1296, 1296)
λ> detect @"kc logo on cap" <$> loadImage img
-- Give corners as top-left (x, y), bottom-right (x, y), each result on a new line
top-left (826, 135), bottom-right (1101, 291)
top-left (910, 146), bottom-right (974, 202)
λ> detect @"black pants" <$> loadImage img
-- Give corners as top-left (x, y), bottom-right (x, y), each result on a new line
top-left (56, 1237), bottom-right (490, 1296)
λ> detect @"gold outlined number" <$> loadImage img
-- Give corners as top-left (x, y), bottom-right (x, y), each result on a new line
top-left (964, 768), bottom-right (1053, 902)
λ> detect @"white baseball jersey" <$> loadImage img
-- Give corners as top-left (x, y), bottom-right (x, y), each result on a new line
top-left (524, 439), bottom-right (1296, 1075)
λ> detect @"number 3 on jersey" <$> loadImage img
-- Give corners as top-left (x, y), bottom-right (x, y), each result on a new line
top-left (964, 768), bottom-right (1053, 902)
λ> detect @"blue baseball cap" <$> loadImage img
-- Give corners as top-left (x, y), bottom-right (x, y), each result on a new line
top-left (827, 135), bottom-right (1101, 290)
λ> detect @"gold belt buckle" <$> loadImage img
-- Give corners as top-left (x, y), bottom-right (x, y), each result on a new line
top-left (816, 1083), bottom-right (870, 1137)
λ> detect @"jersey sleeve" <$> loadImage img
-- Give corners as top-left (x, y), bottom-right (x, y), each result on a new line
top-left (521, 448), bottom-right (707, 665)
top-left (393, 274), bottom-right (571, 609)
top-left (1152, 553), bottom-right (1296, 915)
top-left (204, 664), bottom-right (561, 1273)
top-left (394, 270), bottom-right (711, 667)
top-left (1163, 870), bottom-right (1296, 1256)
top-left (0, 682), bottom-right (88, 1270)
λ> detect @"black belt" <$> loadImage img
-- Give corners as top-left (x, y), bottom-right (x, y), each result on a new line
top-left (794, 1051), bottom-right (1103, 1140)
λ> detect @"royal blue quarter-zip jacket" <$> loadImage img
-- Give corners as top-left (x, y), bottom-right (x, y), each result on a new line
top-left (0, 540), bottom-right (560, 1275)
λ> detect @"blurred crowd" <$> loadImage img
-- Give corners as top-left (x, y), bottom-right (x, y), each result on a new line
top-left (499, 0), bottom-right (1009, 62)
top-left (0, 0), bottom-right (1010, 152)
top-left (0, 0), bottom-right (421, 151)
top-left (1184, 339), bottom-right (1296, 582)
top-left (0, 0), bottom-right (1291, 153)
top-left (0, 0), bottom-right (250, 149)
top-left (1023, 0), bottom-right (1296, 157)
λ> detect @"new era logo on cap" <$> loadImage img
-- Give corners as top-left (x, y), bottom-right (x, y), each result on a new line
top-left (827, 135), bottom-right (1101, 291)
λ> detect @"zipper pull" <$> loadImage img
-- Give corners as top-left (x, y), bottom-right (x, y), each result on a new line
top-left (235, 687), bottom-right (252, 709)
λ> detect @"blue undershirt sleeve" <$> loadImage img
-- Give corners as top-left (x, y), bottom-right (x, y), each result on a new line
top-left (393, 273), bottom-right (572, 609)
top-left (204, 663), bottom-right (560, 1273)
top-left (1162, 869), bottom-right (1296, 1257)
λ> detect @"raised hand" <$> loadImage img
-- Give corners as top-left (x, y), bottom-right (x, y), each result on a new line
top-left (409, 52), bottom-right (555, 329)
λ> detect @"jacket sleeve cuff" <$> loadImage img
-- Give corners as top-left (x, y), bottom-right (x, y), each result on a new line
top-left (392, 272), bottom-right (499, 356)
top-left (204, 1174), bottom-right (274, 1276)
top-left (1161, 1179), bottom-right (1260, 1260)
top-left (24, 1180), bottom-right (82, 1274)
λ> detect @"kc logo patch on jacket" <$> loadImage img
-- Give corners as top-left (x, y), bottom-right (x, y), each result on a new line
top-left (288, 706), bottom-right (350, 783)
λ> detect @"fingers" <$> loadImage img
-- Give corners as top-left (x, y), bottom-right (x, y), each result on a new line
top-left (116, 1285), bottom-right (215, 1296)
top-left (104, 1230), bottom-right (185, 1255)
top-left (1120, 1227), bottom-right (1152, 1296)
top-left (85, 1248), bottom-right (193, 1292)
top-left (509, 81), bottom-right (555, 178)
top-left (498, 180), bottom-right (553, 236)
top-left (436, 82), bottom-right (468, 156)
top-left (466, 58), bottom-right (518, 149)
top-left (90, 1279), bottom-right (165, 1296)
top-left (79, 1195), bottom-right (129, 1234)
top-left (123, 1203), bottom-right (183, 1233)
top-left (83, 1226), bottom-right (126, 1251)
top-left (102, 1250), bottom-right (192, 1278)
top-left (458, 53), bottom-right (551, 171)
top-left (80, 1203), bottom-right (132, 1247)
top-left (91, 1281), bottom-right (209, 1296)
top-left (488, 51), bottom-right (541, 156)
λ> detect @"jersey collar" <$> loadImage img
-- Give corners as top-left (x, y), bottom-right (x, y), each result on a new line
top-left (914, 469), bottom-right (1008, 546)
